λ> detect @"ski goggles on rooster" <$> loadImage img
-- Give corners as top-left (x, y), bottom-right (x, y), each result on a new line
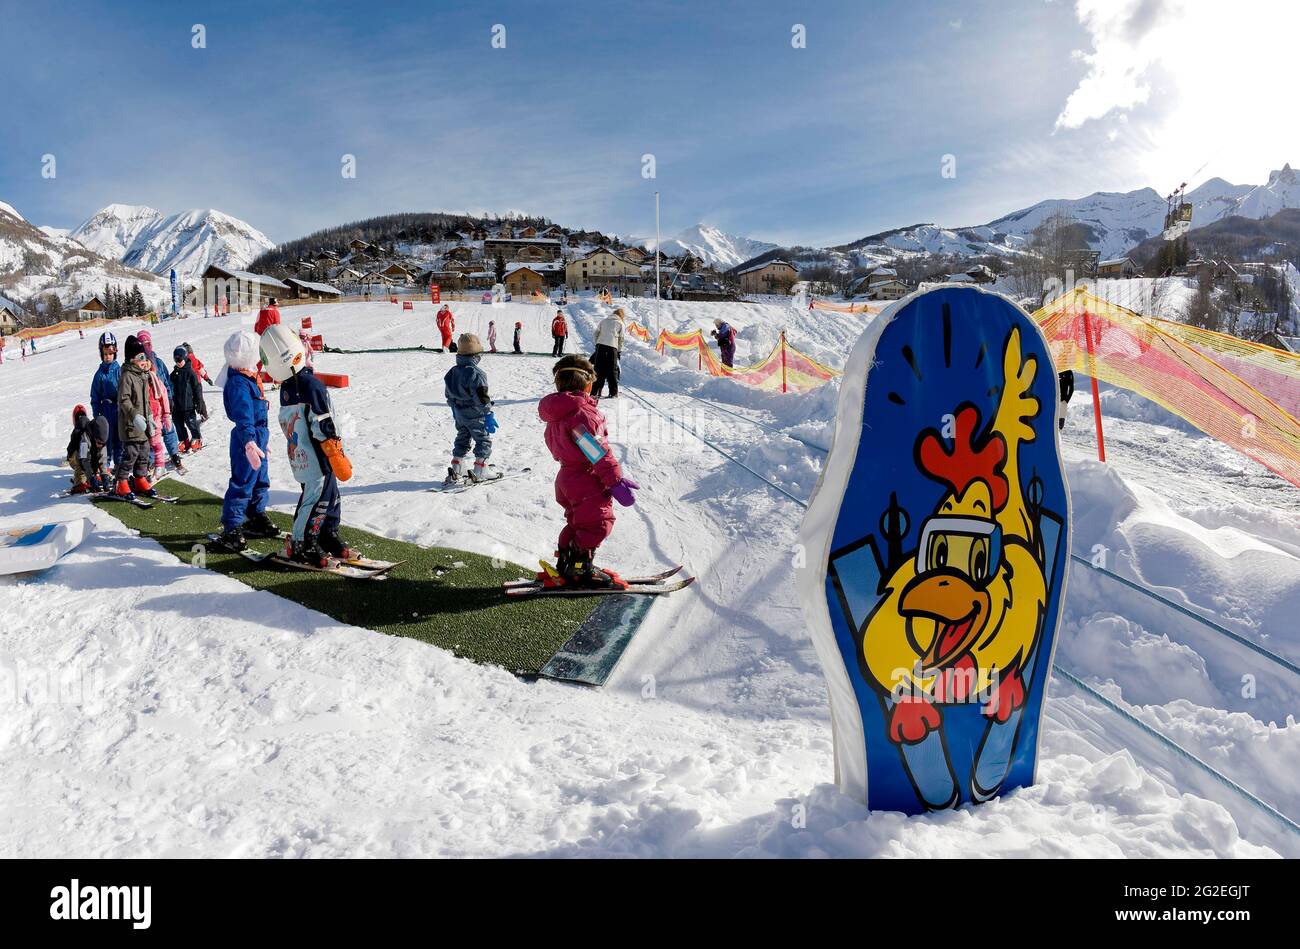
top-left (914, 516), bottom-right (1003, 589)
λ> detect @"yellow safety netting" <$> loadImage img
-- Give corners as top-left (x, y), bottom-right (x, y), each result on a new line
top-left (1033, 287), bottom-right (1300, 489)
top-left (1150, 318), bottom-right (1300, 419)
top-left (652, 327), bottom-right (840, 393)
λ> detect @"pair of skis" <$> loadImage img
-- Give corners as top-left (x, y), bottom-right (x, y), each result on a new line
top-left (204, 532), bottom-right (404, 580)
top-left (430, 467), bottom-right (531, 495)
top-left (64, 489), bottom-right (180, 509)
top-left (503, 564), bottom-right (694, 598)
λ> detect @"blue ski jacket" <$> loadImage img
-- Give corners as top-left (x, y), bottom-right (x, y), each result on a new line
top-left (223, 370), bottom-right (269, 447)
top-left (444, 353), bottom-right (492, 423)
top-left (90, 361), bottom-right (121, 419)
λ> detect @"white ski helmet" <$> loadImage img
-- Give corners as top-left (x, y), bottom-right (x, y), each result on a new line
top-left (223, 330), bottom-right (260, 372)
top-left (259, 322), bottom-right (307, 382)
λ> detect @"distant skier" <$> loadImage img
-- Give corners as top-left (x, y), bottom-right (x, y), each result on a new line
top-left (262, 324), bottom-right (356, 566)
top-left (711, 318), bottom-right (736, 368)
top-left (213, 331), bottom-right (279, 550)
top-left (113, 335), bottom-right (159, 500)
top-left (90, 331), bottom-right (123, 466)
top-left (537, 354), bottom-right (639, 589)
top-left (297, 328), bottom-right (316, 368)
top-left (513, 321), bottom-right (523, 354)
top-left (1057, 370), bottom-right (1074, 431)
top-left (443, 333), bottom-right (500, 485)
top-left (551, 309), bottom-right (568, 356)
top-left (592, 307), bottom-right (626, 398)
top-left (487, 320), bottom-right (498, 353)
top-left (436, 304), bottom-right (456, 351)
top-left (170, 345), bottom-right (207, 453)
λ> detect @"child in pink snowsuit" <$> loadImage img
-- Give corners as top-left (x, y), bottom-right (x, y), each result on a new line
top-left (537, 355), bottom-right (639, 588)
top-left (146, 365), bottom-right (171, 471)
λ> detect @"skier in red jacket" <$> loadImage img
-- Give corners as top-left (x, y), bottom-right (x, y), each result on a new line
top-left (537, 354), bottom-right (639, 589)
top-left (436, 305), bottom-right (456, 351)
top-left (253, 298), bottom-right (282, 337)
top-left (550, 309), bottom-right (568, 357)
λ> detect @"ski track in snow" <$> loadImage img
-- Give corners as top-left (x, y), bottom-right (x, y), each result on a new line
top-left (0, 298), bottom-right (1294, 857)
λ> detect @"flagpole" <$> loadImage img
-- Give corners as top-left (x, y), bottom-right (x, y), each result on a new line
top-left (655, 191), bottom-right (661, 337)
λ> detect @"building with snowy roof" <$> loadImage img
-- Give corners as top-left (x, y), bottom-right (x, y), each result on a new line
top-left (483, 237), bottom-right (562, 264)
top-left (201, 265), bottom-right (290, 310)
top-left (285, 278), bottom-right (343, 302)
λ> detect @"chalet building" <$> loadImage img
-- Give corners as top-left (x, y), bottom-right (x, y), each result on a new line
top-left (620, 246), bottom-right (649, 263)
top-left (419, 270), bottom-right (467, 292)
top-left (314, 249), bottom-right (340, 263)
top-left (202, 265), bottom-right (290, 309)
top-left (733, 259), bottom-right (798, 294)
top-left (469, 227), bottom-right (488, 241)
top-left (517, 225), bottom-right (537, 238)
top-left (379, 263), bottom-right (416, 282)
top-left (868, 279), bottom-right (909, 300)
top-left (503, 265), bottom-right (551, 297)
top-left (566, 248), bottom-right (642, 292)
top-left (285, 278), bottom-right (343, 302)
top-left (445, 245), bottom-right (475, 263)
top-left (0, 304), bottom-right (25, 335)
top-left (445, 260), bottom-right (480, 276)
top-left (1097, 257), bottom-right (1139, 279)
top-left (349, 239), bottom-right (373, 253)
top-left (483, 237), bottom-right (562, 264)
top-left (359, 271), bottom-right (395, 289)
top-left (72, 295), bottom-right (109, 320)
top-left (466, 271), bottom-right (496, 290)
top-left (538, 225), bottom-right (563, 239)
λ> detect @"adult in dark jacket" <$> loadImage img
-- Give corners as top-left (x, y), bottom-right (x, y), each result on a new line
top-left (170, 345), bottom-right (208, 451)
top-left (90, 332), bottom-right (122, 466)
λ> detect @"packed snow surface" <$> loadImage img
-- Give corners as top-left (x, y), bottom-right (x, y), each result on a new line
top-left (0, 295), bottom-right (1295, 857)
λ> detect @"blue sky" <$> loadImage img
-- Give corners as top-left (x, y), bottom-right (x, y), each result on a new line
top-left (2, 0), bottom-right (1293, 247)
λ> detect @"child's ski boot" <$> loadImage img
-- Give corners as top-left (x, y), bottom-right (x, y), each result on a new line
top-left (319, 532), bottom-right (358, 562)
top-left (189, 439), bottom-right (203, 452)
top-left (214, 526), bottom-right (247, 552)
top-left (558, 544), bottom-right (628, 590)
top-left (114, 479), bottom-right (135, 500)
top-left (132, 476), bottom-right (158, 499)
top-left (178, 440), bottom-right (191, 454)
top-left (470, 460), bottom-right (503, 483)
top-left (70, 482), bottom-right (90, 495)
top-left (284, 536), bottom-right (332, 569)
top-left (169, 453), bottom-right (187, 474)
top-left (443, 457), bottom-right (468, 486)
top-left (242, 511), bottom-right (281, 539)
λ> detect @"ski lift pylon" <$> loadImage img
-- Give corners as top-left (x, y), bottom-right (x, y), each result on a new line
top-left (1162, 182), bottom-right (1193, 241)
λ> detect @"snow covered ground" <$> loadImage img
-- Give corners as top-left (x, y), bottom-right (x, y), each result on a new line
top-left (0, 296), bottom-right (1295, 857)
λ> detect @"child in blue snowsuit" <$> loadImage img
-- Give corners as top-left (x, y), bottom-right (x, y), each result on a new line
top-left (90, 332), bottom-right (123, 466)
top-left (443, 333), bottom-right (500, 485)
top-left (215, 331), bottom-right (277, 549)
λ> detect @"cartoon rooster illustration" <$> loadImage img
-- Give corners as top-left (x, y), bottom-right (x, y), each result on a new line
top-left (859, 327), bottom-right (1048, 746)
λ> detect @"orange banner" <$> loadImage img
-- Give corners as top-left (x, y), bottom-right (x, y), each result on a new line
top-left (652, 327), bottom-right (839, 392)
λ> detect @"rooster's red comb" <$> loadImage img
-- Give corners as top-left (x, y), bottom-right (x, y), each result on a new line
top-left (918, 405), bottom-right (1008, 511)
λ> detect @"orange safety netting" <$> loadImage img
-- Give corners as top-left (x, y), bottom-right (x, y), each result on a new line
top-left (652, 328), bottom-right (840, 393)
top-left (810, 298), bottom-right (883, 314)
top-left (1033, 288), bottom-right (1300, 490)
top-left (13, 318), bottom-right (114, 341)
top-left (626, 320), bottom-right (652, 342)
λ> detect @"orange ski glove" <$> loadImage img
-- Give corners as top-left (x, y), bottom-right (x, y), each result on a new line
top-left (321, 438), bottom-right (353, 482)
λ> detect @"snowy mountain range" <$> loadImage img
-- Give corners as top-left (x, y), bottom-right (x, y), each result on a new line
top-left (632, 223), bottom-right (778, 270)
top-left (0, 199), bottom-right (168, 309)
top-left (70, 204), bottom-right (274, 280)
top-left (838, 165), bottom-right (1300, 263)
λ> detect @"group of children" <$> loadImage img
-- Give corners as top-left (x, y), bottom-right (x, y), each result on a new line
top-left (73, 331), bottom-right (210, 498)
top-left (70, 302), bottom-right (640, 587)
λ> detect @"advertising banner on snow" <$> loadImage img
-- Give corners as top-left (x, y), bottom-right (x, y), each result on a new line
top-left (798, 286), bottom-right (1070, 814)
top-left (170, 269), bottom-right (178, 317)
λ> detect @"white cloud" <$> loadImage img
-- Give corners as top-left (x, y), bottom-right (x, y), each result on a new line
top-left (1056, 0), bottom-right (1300, 184)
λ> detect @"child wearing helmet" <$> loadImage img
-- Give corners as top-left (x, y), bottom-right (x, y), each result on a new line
top-left (513, 321), bottom-right (523, 354)
top-left (442, 333), bottom-right (500, 485)
top-left (262, 323), bottom-right (356, 565)
top-left (170, 345), bottom-right (207, 452)
top-left (113, 335), bottom-right (159, 499)
top-left (91, 331), bottom-right (123, 466)
top-left (66, 405), bottom-right (110, 494)
top-left (214, 331), bottom-right (278, 549)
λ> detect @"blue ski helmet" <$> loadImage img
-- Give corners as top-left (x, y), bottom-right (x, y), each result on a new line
top-left (98, 331), bottom-right (117, 359)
